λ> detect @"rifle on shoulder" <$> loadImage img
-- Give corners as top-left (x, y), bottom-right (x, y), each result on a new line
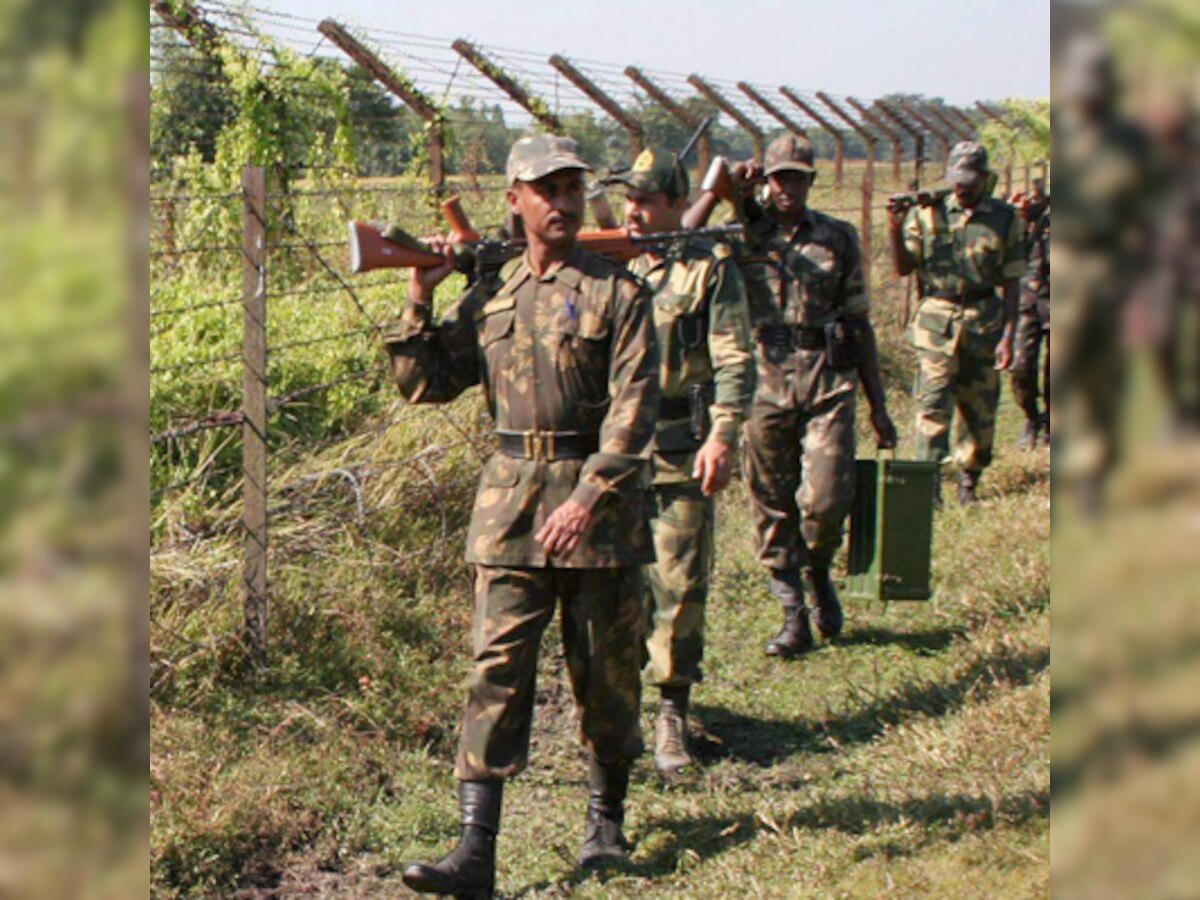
top-left (885, 187), bottom-right (951, 216)
top-left (348, 194), bottom-right (741, 276)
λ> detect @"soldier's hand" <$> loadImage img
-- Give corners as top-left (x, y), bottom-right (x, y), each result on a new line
top-left (692, 439), bottom-right (733, 497)
top-left (535, 499), bottom-right (594, 558)
top-left (731, 160), bottom-right (762, 196)
top-left (409, 235), bottom-right (456, 304)
top-left (871, 408), bottom-right (898, 450)
top-left (994, 335), bottom-right (1014, 371)
top-left (885, 197), bottom-right (910, 229)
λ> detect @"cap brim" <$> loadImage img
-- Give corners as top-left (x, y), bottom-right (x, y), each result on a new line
top-left (512, 156), bottom-right (591, 183)
top-left (604, 171), bottom-right (659, 191)
top-left (764, 161), bottom-right (815, 176)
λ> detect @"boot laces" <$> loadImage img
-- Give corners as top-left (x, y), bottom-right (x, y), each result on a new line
top-left (657, 708), bottom-right (686, 758)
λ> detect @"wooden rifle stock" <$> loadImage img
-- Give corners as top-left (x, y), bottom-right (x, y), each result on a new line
top-left (348, 220), bottom-right (445, 273)
top-left (441, 195), bottom-right (481, 243)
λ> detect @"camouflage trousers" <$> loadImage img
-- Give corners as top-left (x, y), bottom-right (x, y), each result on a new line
top-left (1050, 249), bottom-right (1130, 484)
top-left (454, 565), bottom-right (645, 782)
top-left (743, 376), bottom-right (858, 572)
top-left (913, 328), bottom-right (1002, 473)
top-left (1011, 296), bottom-right (1050, 424)
top-left (643, 467), bottom-right (714, 689)
top-left (1151, 294), bottom-right (1200, 427)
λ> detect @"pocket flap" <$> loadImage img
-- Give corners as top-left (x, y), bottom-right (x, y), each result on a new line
top-left (476, 295), bottom-right (516, 320)
top-left (917, 305), bottom-right (954, 337)
top-left (479, 309), bottom-right (515, 348)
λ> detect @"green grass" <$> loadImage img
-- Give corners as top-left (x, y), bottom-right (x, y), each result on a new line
top-left (150, 164), bottom-right (1050, 896)
top-left (150, 390), bottom-right (1050, 898)
top-left (150, 423), bottom-right (1050, 896)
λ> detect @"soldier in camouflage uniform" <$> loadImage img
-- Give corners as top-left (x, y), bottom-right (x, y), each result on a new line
top-left (1012, 180), bottom-right (1051, 449)
top-left (387, 135), bottom-right (659, 897)
top-left (735, 135), bottom-right (897, 657)
top-left (1138, 100), bottom-right (1199, 438)
top-left (607, 147), bottom-right (755, 776)
top-left (888, 141), bottom-right (1024, 504)
top-left (1051, 36), bottom-right (1155, 513)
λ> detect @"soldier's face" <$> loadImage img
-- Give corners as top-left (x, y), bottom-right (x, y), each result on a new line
top-left (953, 178), bottom-right (986, 209)
top-left (767, 170), bottom-right (813, 215)
top-left (623, 189), bottom-right (684, 237)
top-left (508, 169), bottom-right (585, 247)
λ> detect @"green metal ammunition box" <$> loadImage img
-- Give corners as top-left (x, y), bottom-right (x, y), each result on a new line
top-left (845, 459), bottom-right (938, 602)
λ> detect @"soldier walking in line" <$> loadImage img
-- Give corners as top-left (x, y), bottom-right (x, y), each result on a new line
top-left (887, 141), bottom-right (1024, 504)
top-left (1050, 36), bottom-right (1156, 513)
top-left (691, 135), bottom-right (896, 657)
top-left (385, 134), bottom-right (659, 897)
top-left (1011, 179), bottom-right (1051, 450)
top-left (607, 147), bottom-right (755, 776)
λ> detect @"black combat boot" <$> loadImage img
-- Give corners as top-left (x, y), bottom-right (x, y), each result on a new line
top-left (957, 470), bottom-right (980, 505)
top-left (804, 564), bottom-right (843, 641)
top-left (764, 569), bottom-right (814, 657)
top-left (1015, 417), bottom-right (1038, 451)
top-left (578, 759), bottom-right (631, 867)
top-left (654, 685), bottom-right (693, 777)
top-left (402, 780), bottom-right (502, 898)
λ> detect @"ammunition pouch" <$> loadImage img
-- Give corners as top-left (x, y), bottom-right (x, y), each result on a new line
top-left (658, 382), bottom-right (715, 444)
top-left (689, 382), bottom-right (715, 443)
top-left (824, 318), bottom-right (860, 370)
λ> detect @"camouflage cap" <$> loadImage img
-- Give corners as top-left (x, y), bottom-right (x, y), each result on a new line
top-left (947, 141), bottom-right (989, 185)
top-left (764, 133), bottom-right (816, 176)
top-left (1058, 34), bottom-right (1115, 107)
top-left (505, 134), bottom-right (591, 184)
top-left (605, 147), bottom-right (690, 198)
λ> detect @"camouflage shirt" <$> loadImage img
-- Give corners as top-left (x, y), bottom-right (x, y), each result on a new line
top-left (903, 193), bottom-right (1024, 342)
top-left (1024, 206), bottom-right (1050, 301)
top-left (1052, 112), bottom-right (1155, 255)
top-left (628, 237), bottom-right (755, 470)
top-left (732, 208), bottom-right (869, 409)
top-left (739, 208), bottom-right (870, 330)
top-left (384, 247), bottom-right (660, 568)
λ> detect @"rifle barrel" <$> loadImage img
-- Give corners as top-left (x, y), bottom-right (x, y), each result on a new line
top-left (678, 115), bottom-right (714, 164)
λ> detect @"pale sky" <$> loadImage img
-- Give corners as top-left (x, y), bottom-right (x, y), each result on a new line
top-left (234, 0), bottom-right (1049, 128)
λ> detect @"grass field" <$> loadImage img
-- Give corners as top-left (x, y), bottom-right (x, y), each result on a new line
top-left (149, 407), bottom-right (1049, 898)
top-left (150, 163), bottom-right (1049, 896)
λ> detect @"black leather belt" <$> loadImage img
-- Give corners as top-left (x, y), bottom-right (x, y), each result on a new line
top-left (659, 395), bottom-right (692, 419)
top-left (759, 324), bottom-right (825, 351)
top-left (496, 430), bottom-right (598, 460)
top-left (930, 287), bottom-right (996, 301)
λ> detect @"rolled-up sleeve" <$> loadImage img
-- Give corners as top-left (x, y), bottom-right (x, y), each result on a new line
top-left (705, 255), bottom-right (756, 446)
top-left (1001, 211), bottom-right (1026, 281)
top-left (902, 206), bottom-right (924, 265)
top-left (383, 289), bottom-right (483, 404)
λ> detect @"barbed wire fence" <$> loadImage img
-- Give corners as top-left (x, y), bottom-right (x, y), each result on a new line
top-left (149, 0), bottom-right (1048, 668)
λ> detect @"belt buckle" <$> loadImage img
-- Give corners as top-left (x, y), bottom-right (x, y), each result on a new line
top-left (524, 430), bottom-right (553, 460)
